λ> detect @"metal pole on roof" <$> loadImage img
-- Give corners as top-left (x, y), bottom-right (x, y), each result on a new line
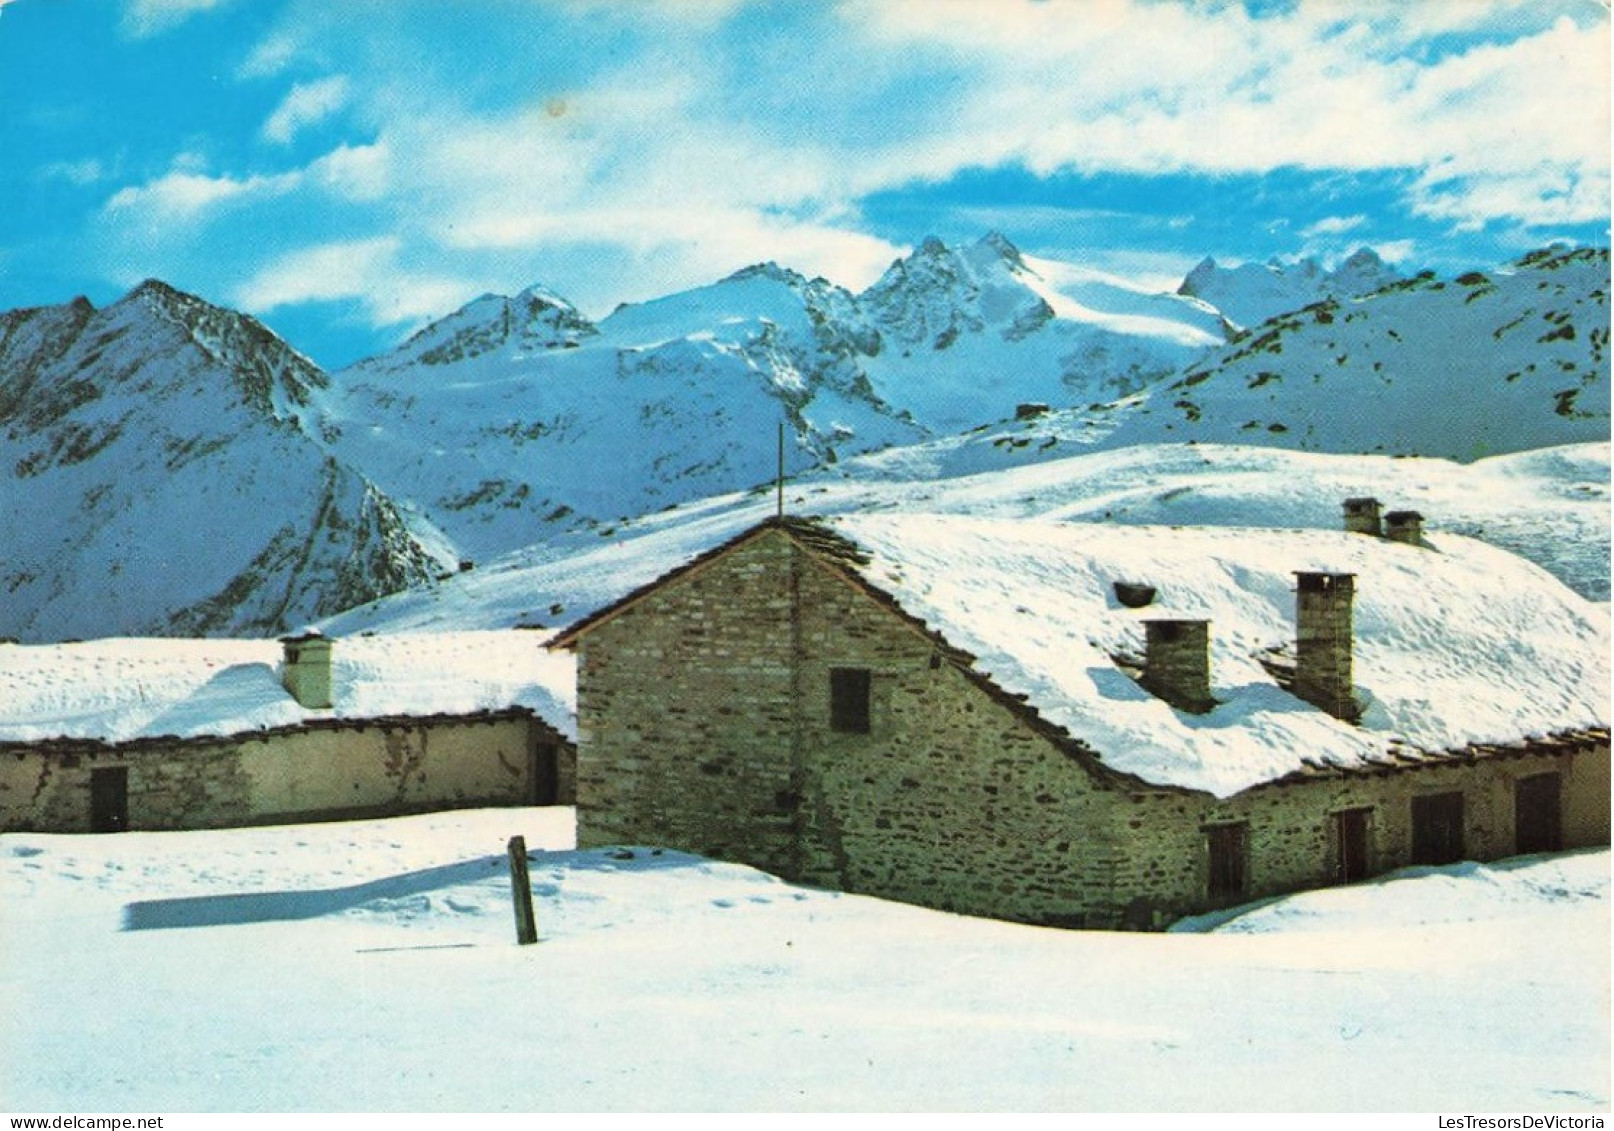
top-left (777, 419), bottom-right (786, 518)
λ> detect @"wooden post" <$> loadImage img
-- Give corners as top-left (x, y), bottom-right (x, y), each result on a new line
top-left (507, 835), bottom-right (538, 945)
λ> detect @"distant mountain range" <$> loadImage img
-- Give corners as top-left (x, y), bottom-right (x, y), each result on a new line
top-left (1, 236), bottom-right (1606, 640)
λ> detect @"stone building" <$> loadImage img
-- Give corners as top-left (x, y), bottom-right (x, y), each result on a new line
top-left (551, 512), bottom-right (1610, 929)
top-left (0, 631), bottom-right (575, 833)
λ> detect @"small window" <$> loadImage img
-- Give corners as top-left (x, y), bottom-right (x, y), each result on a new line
top-left (1206, 822), bottom-right (1248, 899)
top-left (1514, 773), bottom-right (1563, 855)
top-left (1411, 792), bottom-right (1465, 865)
top-left (829, 667), bottom-right (871, 734)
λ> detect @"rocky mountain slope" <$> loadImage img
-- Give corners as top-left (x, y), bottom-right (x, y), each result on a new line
top-left (892, 246), bottom-right (1608, 469)
top-left (0, 281), bottom-right (448, 642)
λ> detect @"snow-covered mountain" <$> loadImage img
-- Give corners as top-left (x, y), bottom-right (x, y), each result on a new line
top-left (352, 283), bottom-right (600, 374)
top-left (317, 262), bottom-right (925, 559)
top-left (1178, 246), bottom-right (1404, 329)
top-left (0, 281), bottom-right (449, 642)
top-left (860, 233), bottom-right (1226, 432)
top-left (316, 233), bottom-right (1229, 558)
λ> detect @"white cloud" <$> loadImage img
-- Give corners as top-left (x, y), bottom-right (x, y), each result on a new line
top-left (306, 142), bottom-right (389, 201)
top-left (102, 142), bottom-right (388, 229)
top-left (238, 31), bottom-right (299, 79)
top-left (836, 0), bottom-right (1608, 226)
top-left (262, 76), bottom-right (351, 145)
top-left (89, 0), bottom-right (1609, 343)
top-left (39, 159), bottom-right (107, 187)
top-left (122, 0), bottom-right (231, 38)
top-left (104, 169), bottom-right (299, 223)
top-left (233, 237), bottom-right (475, 328)
top-left (1302, 216), bottom-right (1369, 239)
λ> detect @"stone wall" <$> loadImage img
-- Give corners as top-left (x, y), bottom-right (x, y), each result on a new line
top-left (574, 527), bottom-right (1125, 926)
top-left (0, 711), bottom-right (574, 833)
top-left (575, 530), bottom-right (802, 873)
top-left (1112, 740), bottom-right (1611, 927)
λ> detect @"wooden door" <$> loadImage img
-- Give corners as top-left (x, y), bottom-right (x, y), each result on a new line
top-left (1514, 773), bottom-right (1562, 855)
top-left (1411, 792), bottom-right (1464, 865)
top-left (1335, 808), bottom-right (1371, 883)
top-left (90, 766), bottom-right (128, 833)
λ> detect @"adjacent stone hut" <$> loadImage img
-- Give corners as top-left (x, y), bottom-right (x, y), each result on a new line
top-left (0, 631), bottom-right (576, 834)
top-left (551, 513), bottom-right (1610, 929)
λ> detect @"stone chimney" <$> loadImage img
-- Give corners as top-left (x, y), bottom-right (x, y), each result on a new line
top-left (1343, 497), bottom-right (1382, 537)
top-left (1293, 573), bottom-right (1356, 721)
top-left (1142, 619), bottom-right (1214, 713)
top-left (281, 631), bottom-right (334, 709)
top-left (1384, 510), bottom-right (1424, 547)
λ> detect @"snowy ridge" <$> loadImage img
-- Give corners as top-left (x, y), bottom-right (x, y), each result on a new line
top-left (822, 514), bottom-right (1608, 796)
top-left (0, 631), bottom-right (575, 744)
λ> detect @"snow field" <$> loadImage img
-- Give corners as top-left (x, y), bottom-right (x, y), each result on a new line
top-left (2, 809), bottom-right (1606, 1112)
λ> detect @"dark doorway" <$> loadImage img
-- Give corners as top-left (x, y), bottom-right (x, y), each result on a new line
top-left (1411, 792), bottom-right (1465, 865)
top-left (1514, 773), bottom-right (1563, 855)
top-left (1206, 823), bottom-right (1248, 900)
top-left (530, 741), bottom-right (559, 806)
top-left (90, 766), bottom-right (129, 833)
top-left (1335, 808), bottom-right (1371, 883)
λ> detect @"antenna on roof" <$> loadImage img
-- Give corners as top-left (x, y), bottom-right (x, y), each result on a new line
top-left (776, 419), bottom-right (786, 518)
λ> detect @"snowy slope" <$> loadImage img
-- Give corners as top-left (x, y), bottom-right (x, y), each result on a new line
top-left (1178, 246), bottom-right (1404, 330)
top-left (0, 282), bottom-right (449, 643)
top-left (1, 808), bottom-right (1605, 1111)
top-left (1086, 247), bottom-right (1610, 460)
top-left (320, 440), bottom-right (1610, 639)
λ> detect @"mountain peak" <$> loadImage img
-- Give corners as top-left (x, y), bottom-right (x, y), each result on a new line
top-left (720, 262), bottom-right (811, 289)
top-left (977, 230), bottom-right (1025, 266)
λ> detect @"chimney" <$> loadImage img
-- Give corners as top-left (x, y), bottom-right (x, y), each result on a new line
top-left (1342, 497), bottom-right (1382, 537)
top-left (1384, 510), bottom-right (1424, 547)
top-left (1293, 572), bottom-right (1356, 721)
top-left (281, 631), bottom-right (334, 709)
top-left (1142, 619), bottom-right (1214, 713)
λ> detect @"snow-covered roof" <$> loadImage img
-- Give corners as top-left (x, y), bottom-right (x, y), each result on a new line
top-left (560, 513), bottom-right (1604, 798)
top-left (0, 630), bottom-right (576, 745)
top-left (805, 514), bottom-right (1608, 796)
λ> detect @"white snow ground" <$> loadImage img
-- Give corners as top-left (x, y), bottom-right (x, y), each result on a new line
top-left (1, 808), bottom-right (1606, 1113)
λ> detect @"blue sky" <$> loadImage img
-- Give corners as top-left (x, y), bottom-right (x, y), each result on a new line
top-left (1, 0), bottom-right (1608, 368)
